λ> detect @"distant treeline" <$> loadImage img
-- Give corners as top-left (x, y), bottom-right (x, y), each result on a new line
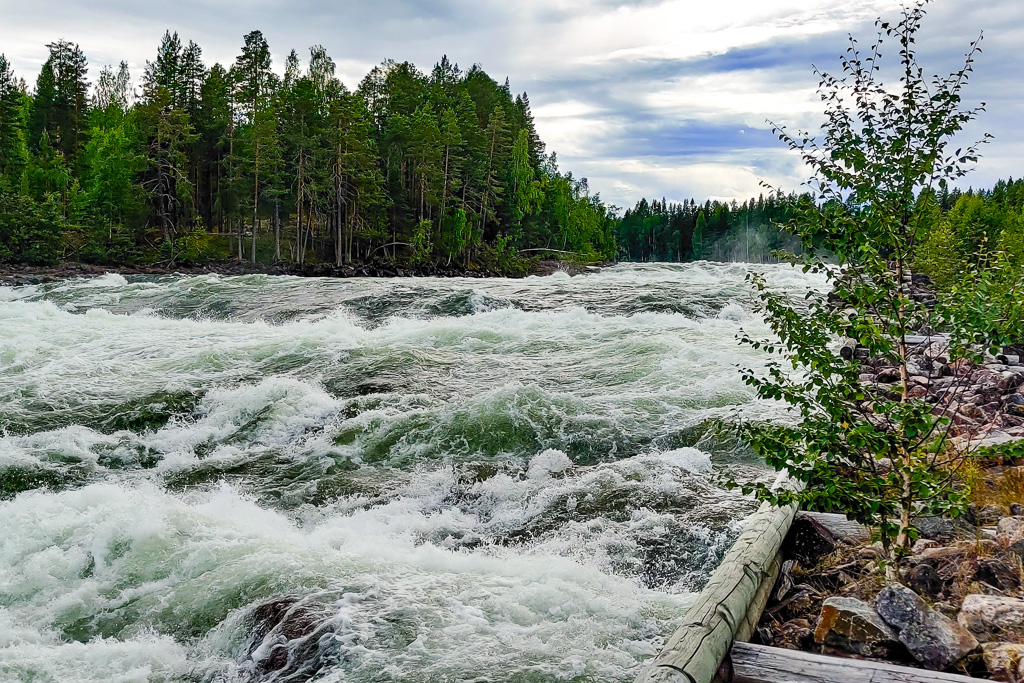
top-left (618, 178), bottom-right (1024, 268)
top-left (616, 192), bottom-right (809, 263)
top-left (0, 33), bottom-right (616, 271)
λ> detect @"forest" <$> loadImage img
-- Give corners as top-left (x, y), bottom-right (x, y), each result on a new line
top-left (617, 178), bottom-right (1024, 276)
top-left (1, 31), bottom-right (1022, 277)
top-left (0, 32), bottom-right (617, 273)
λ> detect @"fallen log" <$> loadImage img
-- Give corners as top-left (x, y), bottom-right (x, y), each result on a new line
top-left (730, 641), bottom-right (977, 683)
top-left (796, 511), bottom-right (871, 544)
top-left (635, 478), bottom-right (801, 683)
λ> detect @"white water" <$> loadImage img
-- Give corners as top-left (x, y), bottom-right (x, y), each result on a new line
top-left (0, 262), bottom-right (824, 682)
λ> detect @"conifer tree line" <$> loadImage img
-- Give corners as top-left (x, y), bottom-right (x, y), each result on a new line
top-left (616, 192), bottom-right (810, 263)
top-left (618, 178), bottom-right (1024, 269)
top-left (0, 33), bottom-right (617, 269)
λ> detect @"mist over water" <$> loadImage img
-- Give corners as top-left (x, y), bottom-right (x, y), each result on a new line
top-left (0, 262), bottom-right (824, 682)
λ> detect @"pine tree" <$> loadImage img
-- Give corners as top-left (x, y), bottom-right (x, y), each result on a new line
top-left (0, 54), bottom-right (28, 184)
top-left (143, 32), bottom-right (183, 106)
top-left (692, 211), bottom-right (706, 260)
top-left (231, 30), bottom-right (277, 263)
top-left (31, 41), bottom-right (89, 166)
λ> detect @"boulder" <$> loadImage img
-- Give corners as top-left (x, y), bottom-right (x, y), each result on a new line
top-left (913, 515), bottom-right (968, 542)
top-left (876, 584), bottom-right (978, 670)
top-left (975, 559), bottom-right (1022, 592)
top-left (909, 385), bottom-right (929, 399)
top-left (905, 564), bottom-right (944, 597)
top-left (982, 642), bottom-right (1024, 682)
top-left (996, 516), bottom-right (1024, 545)
top-left (959, 595), bottom-right (1024, 643)
top-left (814, 596), bottom-right (902, 657)
top-left (877, 367), bottom-right (901, 383)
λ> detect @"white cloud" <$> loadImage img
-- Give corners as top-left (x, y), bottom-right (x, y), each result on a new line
top-left (0, 0), bottom-right (1021, 209)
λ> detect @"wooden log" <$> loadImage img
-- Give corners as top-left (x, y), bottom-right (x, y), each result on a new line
top-left (737, 553), bottom-right (782, 644)
top-left (795, 511), bottom-right (871, 544)
top-left (838, 338), bottom-right (858, 361)
top-left (635, 484), bottom-right (801, 683)
top-left (730, 641), bottom-right (977, 683)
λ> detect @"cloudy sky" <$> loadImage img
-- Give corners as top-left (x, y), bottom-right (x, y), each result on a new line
top-left (1, 0), bottom-right (1021, 210)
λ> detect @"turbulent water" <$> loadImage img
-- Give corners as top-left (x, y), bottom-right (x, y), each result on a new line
top-left (0, 262), bottom-right (824, 682)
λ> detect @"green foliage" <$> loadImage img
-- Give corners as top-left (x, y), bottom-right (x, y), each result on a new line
top-left (2, 34), bottom-right (614, 270)
top-left (160, 220), bottom-right (218, 264)
top-left (0, 185), bottom-right (65, 264)
top-left (691, 212), bottom-right (706, 260)
top-left (480, 233), bottom-right (529, 276)
top-left (617, 192), bottom-right (807, 263)
top-left (735, 2), bottom-right (1016, 568)
top-left (410, 218), bottom-right (433, 264)
top-left (914, 219), bottom-right (963, 291)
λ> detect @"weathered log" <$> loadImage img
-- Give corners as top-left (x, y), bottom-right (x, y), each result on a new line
top-left (635, 482), bottom-right (801, 683)
top-left (730, 641), bottom-right (978, 682)
top-left (796, 511), bottom-right (871, 543)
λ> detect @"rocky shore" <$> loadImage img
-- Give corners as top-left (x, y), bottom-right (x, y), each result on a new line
top-left (756, 276), bottom-right (1024, 680)
top-left (0, 258), bottom-right (600, 287)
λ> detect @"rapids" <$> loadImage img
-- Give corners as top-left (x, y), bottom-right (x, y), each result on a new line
top-left (0, 262), bottom-right (824, 682)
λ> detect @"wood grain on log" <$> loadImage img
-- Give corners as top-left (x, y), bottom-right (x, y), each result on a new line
top-left (730, 641), bottom-right (977, 683)
top-left (635, 487), bottom-right (801, 683)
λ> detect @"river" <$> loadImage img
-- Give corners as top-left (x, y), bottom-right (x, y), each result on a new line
top-left (0, 262), bottom-right (823, 682)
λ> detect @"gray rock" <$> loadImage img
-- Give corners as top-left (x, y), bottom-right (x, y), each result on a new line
top-left (959, 595), bottom-right (1024, 643)
top-left (913, 515), bottom-right (969, 542)
top-left (876, 584), bottom-right (978, 670)
top-left (996, 516), bottom-right (1024, 545)
top-left (982, 642), bottom-right (1024, 682)
top-left (978, 505), bottom-right (1007, 525)
top-left (906, 564), bottom-right (944, 597)
top-left (814, 596), bottom-right (902, 657)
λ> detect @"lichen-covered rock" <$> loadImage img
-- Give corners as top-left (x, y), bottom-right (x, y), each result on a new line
top-left (876, 584), bottom-right (978, 670)
top-left (814, 596), bottom-right (901, 657)
top-left (913, 515), bottom-right (968, 541)
top-left (982, 642), bottom-right (1024, 682)
top-left (996, 517), bottom-right (1024, 545)
top-left (959, 595), bottom-right (1024, 643)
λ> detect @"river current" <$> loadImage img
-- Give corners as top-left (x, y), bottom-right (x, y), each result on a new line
top-left (0, 262), bottom-right (823, 682)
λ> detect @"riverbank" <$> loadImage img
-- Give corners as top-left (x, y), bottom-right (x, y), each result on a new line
top-left (0, 258), bottom-right (602, 286)
top-left (753, 305), bottom-right (1024, 679)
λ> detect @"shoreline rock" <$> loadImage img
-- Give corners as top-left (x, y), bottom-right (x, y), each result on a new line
top-left (0, 258), bottom-right (605, 287)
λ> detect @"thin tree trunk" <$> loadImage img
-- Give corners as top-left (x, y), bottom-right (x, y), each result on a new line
top-left (274, 199), bottom-right (281, 261)
top-left (251, 147), bottom-right (258, 265)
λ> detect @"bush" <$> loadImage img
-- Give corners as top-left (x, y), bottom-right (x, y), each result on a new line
top-left (0, 186), bottom-right (65, 265)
